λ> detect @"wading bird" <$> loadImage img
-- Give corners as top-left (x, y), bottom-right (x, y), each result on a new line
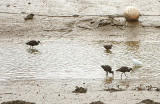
top-left (132, 58), bottom-right (143, 67)
top-left (26, 40), bottom-right (41, 48)
top-left (101, 65), bottom-right (114, 76)
top-left (116, 66), bottom-right (134, 79)
top-left (103, 45), bottom-right (112, 50)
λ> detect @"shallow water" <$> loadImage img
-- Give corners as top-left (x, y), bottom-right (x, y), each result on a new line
top-left (0, 38), bottom-right (160, 81)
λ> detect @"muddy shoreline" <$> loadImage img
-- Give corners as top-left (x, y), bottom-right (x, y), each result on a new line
top-left (0, 79), bottom-right (160, 104)
top-left (1, 0), bottom-right (160, 103)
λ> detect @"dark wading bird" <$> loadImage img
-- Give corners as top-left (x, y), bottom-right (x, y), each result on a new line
top-left (101, 65), bottom-right (114, 77)
top-left (24, 14), bottom-right (34, 20)
top-left (103, 45), bottom-right (112, 50)
top-left (116, 66), bottom-right (134, 79)
top-left (26, 40), bottom-right (41, 48)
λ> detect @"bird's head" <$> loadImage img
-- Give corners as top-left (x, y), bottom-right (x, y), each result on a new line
top-left (37, 41), bottom-right (41, 45)
top-left (110, 71), bottom-right (114, 75)
top-left (129, 68), bottom-right (135, 73)
top-left (128, 68), bottom-right (132, 72)
top-left (130, 68), bottom-right (136, 74)
top-left (116, 69), bottom-right (119, 71)
top-left (101, 65), bottom-right (105, 68)
top-left (130, 68), bottom-right (133, 71)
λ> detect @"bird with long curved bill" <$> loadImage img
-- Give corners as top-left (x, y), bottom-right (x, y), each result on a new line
top-left (116, 66), bottom-right (134, 79)
top-left (101, 65), bottom-right (114, 77)
top-left (26, 40), bottom-right (41, 48)
top-left (103, 45), bottom-right (112, 50)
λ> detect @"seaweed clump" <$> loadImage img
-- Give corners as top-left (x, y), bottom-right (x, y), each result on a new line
top-left (104, 88), bottom-right (125, 93)
top-left (72, 86), bottom-right (87, 93)
top-left (138, 99), bottom-right (160, 104)
top-left (1, 100), bottom-right (36, 104)
top-left (90, 101), bottom-right (105, 104)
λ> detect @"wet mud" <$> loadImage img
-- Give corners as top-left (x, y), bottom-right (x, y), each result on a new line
top-left (0, 0), bottom-right (160, 103)
top-left (1, 100), bottom-right (36, 104)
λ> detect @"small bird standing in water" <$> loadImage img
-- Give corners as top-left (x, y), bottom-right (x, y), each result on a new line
top-left (132, 58), bottom-right (143, 67)
top-left (101, 65), bottom-right (114, 76)
top-left (103, 45), bottom-right (112, 50)
top-left (26, 40), bottom-right (41, 48)
top-left (116, 66), bottom-right (134, 79)
top-left (24, 14), bottom-right (34, 20)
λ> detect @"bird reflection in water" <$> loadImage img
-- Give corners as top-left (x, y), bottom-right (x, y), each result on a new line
top-left (105, 49), bottom-right (112, 54)
top-left (27, 48), bottom-right (40, 54)
top-left (104, 77), bottom-right (114, 84)
top-left (103, 44), bottom-right (113, 54)
top-left (133, 65), bottom-right (142, 70)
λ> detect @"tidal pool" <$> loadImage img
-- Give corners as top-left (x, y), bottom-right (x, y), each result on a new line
top-left (0, 38), bottom-right (160, 81)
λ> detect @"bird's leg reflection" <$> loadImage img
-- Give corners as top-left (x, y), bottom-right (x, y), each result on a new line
top-left (106, 72), bottom-right (108, 77)
top-left (27, 48), bottom-right (40, 54)
top-left (124, 73), bottom-right (128, 77)
top-left (105, 50), bottom-right (112, 53)
top-left (121, 73), bottom-right (123, 79)
top-left (133, 66), bottom-right (142, 70)
top-left (105, 76), bottom-right (114, 84)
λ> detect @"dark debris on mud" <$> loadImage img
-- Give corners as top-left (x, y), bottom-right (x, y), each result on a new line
top-left (90, 101), bottom-right (105, 104)
top-left (137, 99), bottom-right (160, 104)
top-left (1, 100), bottom-right (36, 104)
top-left (104, 88), bottom-right (125, 93)
top-left (72, 86), bottom-right (87, 93)
top-left (133, 84), bottom-right (160, 91)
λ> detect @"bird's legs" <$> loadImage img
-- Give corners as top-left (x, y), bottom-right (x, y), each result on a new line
top-left (121, 73), bottom-right (123, 79)
top-left (121, 72), bottom-right (128, 79)
top-left (29, 46), bottom-right (33, 49)
top-left (106, 72), bottom-right (108, 76)
top-left (124, 73), bottom-right (128, 77)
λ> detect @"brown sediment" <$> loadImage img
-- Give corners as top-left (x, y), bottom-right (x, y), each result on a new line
top-left (1, 100), bottom-right (36, 104)
top-left (90, 101), bottom-right (105, 104)
top-left (72, 86), bottom-right (87, 93)
top-left (138, 99), bottom-right (160, 104)
top-left (104, 88), bottom-right (125, 92)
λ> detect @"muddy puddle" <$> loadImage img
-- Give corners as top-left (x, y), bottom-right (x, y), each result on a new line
top-left (0, 37), bottom-right (160, 81)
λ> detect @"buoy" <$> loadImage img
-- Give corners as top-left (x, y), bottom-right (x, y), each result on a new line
top-left (124, 6), bottom-right (140, 22)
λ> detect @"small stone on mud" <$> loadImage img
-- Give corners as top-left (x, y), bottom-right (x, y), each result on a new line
top-left (6, 4), bottom-right (10, 7)
top-left (155, 88), bottom-right (160, 91)
top-left (98, 19), bottom-right (111, 27)
top-left (1, 100), bottom-right (36, 104)
top-left (24, 14), bottom-right (34, 20)
top-left (73, 14), bottom-right (79, 17)
top-left (72, 86), bottom-right (87, 93)
top-left (90, 101), bottom-right (105, 104)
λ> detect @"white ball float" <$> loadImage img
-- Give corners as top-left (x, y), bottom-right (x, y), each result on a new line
top-left (124, 6), bottom-right (140, 22)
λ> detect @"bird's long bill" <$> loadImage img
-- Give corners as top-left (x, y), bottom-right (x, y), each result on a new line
top-left (112, 73), bottom-right (114, 77)
top-left (131, 69), bottom-right (136, 74)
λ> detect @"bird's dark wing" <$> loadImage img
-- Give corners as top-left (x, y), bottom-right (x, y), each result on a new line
top-left (101, 65), bottom-right (111, 72)
top-left (26, 40), bottom-right (37, 45)
top-left (116, 66), bottom-right (128, 72)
